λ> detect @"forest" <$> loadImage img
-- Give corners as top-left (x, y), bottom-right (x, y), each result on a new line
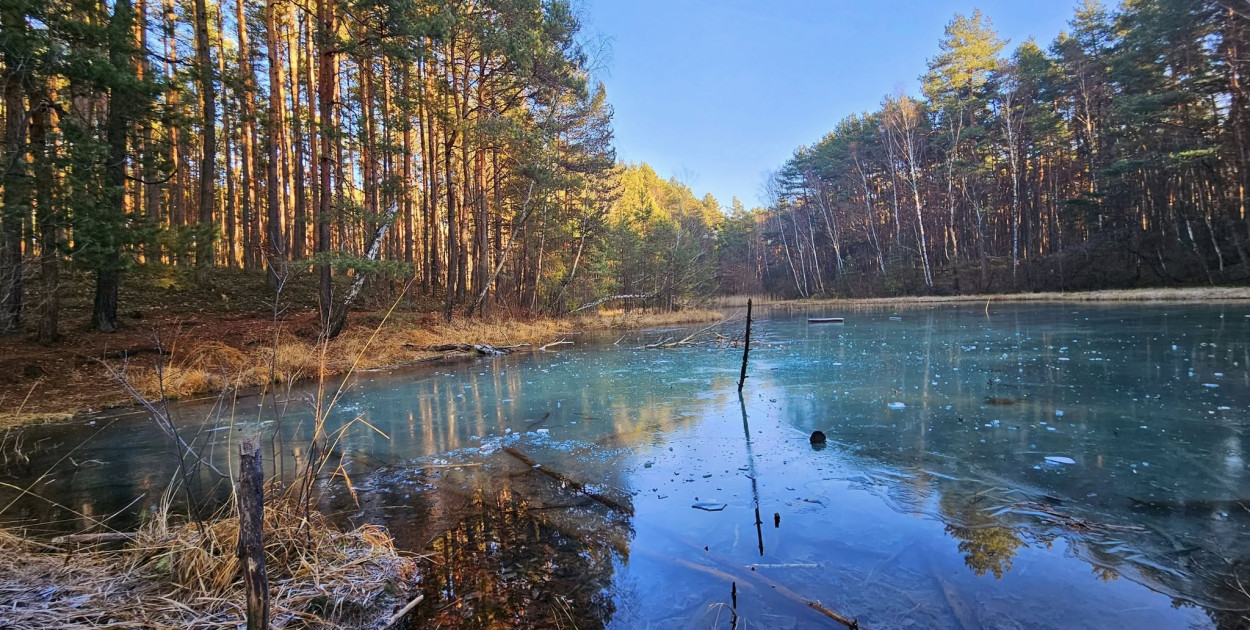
top-left (745, 0), bottom-right (1250, 298)
top-left (4, 2), bottom-right (1250, 630)
top-left (0, 0), bottom-right (726, 342)
top-left (2, 0), bottom-right (1249, 340)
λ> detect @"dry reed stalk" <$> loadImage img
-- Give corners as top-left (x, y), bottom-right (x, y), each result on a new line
top-left (0, 500), bottom-right (418, 630)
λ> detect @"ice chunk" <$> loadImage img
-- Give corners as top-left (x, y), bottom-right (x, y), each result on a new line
top-left (1045, 456), bottom-right (1076, 465)
top-left (887, 401), bottom-right (907, 410)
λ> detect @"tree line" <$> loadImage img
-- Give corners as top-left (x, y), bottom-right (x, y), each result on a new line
top-left (726, 0), bottom-right (1250, 298)
top-left (7, 0), bottom-right (1243, 340)
top-left (0, 0), bottom-right (650, 341)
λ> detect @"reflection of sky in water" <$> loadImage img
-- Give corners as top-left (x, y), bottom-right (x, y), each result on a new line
top-left (3, 304), bottom-right (1249, 629)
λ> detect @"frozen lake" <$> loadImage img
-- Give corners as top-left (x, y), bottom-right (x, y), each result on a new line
top-left (4, 303), bottom-right (1248, 628)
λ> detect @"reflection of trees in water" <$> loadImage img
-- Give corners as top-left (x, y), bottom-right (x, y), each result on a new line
top-left (337, 448), bottom-right (635, 630)
top-left (938, 487), bottom-right (1030, 580)
top-left (945, 522), bottom-right (1025, 580)
top-left (409, 485), bottom-right (627, 629)
top-left (935, 480), bottom-right (1250, 627)
top-left (1204, 556), bottom-right (1250, 630)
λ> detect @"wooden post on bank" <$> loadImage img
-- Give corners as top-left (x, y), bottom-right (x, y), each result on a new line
top-left (238, 430), bottom-right (270, 630)
top-left (737, 299), bottom-right (752, 392)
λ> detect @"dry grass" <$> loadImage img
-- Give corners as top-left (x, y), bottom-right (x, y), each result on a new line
top-left (126, 309), bottom-right (726, 402)
top-left (0, 412), bottom-right (76, 431)
top-left (0, 500), bottom-right (417, 630)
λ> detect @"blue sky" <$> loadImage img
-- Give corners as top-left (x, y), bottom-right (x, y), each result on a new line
top-left (579, 0), bottom-right (1079, 207)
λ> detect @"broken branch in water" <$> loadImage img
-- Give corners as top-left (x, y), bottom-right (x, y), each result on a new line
top-left (502, 446), bottom-right (633, 516)
top-left (381, 593), bottom-right (425, 629)
top-left (539, 339), bottom-right (574, 351)
top-left (808, 600), bottom-right (861, 629)
top-left (658, 549), bottom-right (860, 628)
top-left (643, 312), bottom-right (744, 349)
top-left (1011, 501), bottom-right (1146, 533)
top-left (423, 343), bottom-right (527, 356)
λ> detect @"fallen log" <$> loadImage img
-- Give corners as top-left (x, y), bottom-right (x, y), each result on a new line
top-left (502, 446), bottom-right (633, 516)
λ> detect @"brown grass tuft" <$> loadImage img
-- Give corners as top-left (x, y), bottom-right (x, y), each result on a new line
top-left (0, 500), bottom-right (417, 629)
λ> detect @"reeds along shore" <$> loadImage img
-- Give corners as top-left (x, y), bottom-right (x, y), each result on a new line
top-left (131, 308), bottom-right (727, 400)
top-left (0, 308), bottom-right (726, 430)
top-left (0, 500), bottom-right (417, 630)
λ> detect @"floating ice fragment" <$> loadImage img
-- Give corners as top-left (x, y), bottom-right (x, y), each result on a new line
top-left (1045, 456), bottom-right (1076, 465)
top-left (1055, 410), bottom-right (1065, 417)
top-left (1203, 383), bottom-right (1219, 388)
top-left (536, 428), bottom-right (550, 435)
top-left (887, 402), bottom-right (907, 410)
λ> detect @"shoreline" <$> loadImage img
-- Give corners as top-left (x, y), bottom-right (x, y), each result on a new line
top-left (720, 286), bottom-right (1250, 308)
top-left (5, 285), bottom-right (1247, 430)
top-left (0, 308), bottom-right (728, 431)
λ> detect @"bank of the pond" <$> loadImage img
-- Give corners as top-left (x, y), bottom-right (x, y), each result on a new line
top-left (718, 286), bottom-right (1250, 309)
top-left (0, 308), bottom-right (727, 430)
